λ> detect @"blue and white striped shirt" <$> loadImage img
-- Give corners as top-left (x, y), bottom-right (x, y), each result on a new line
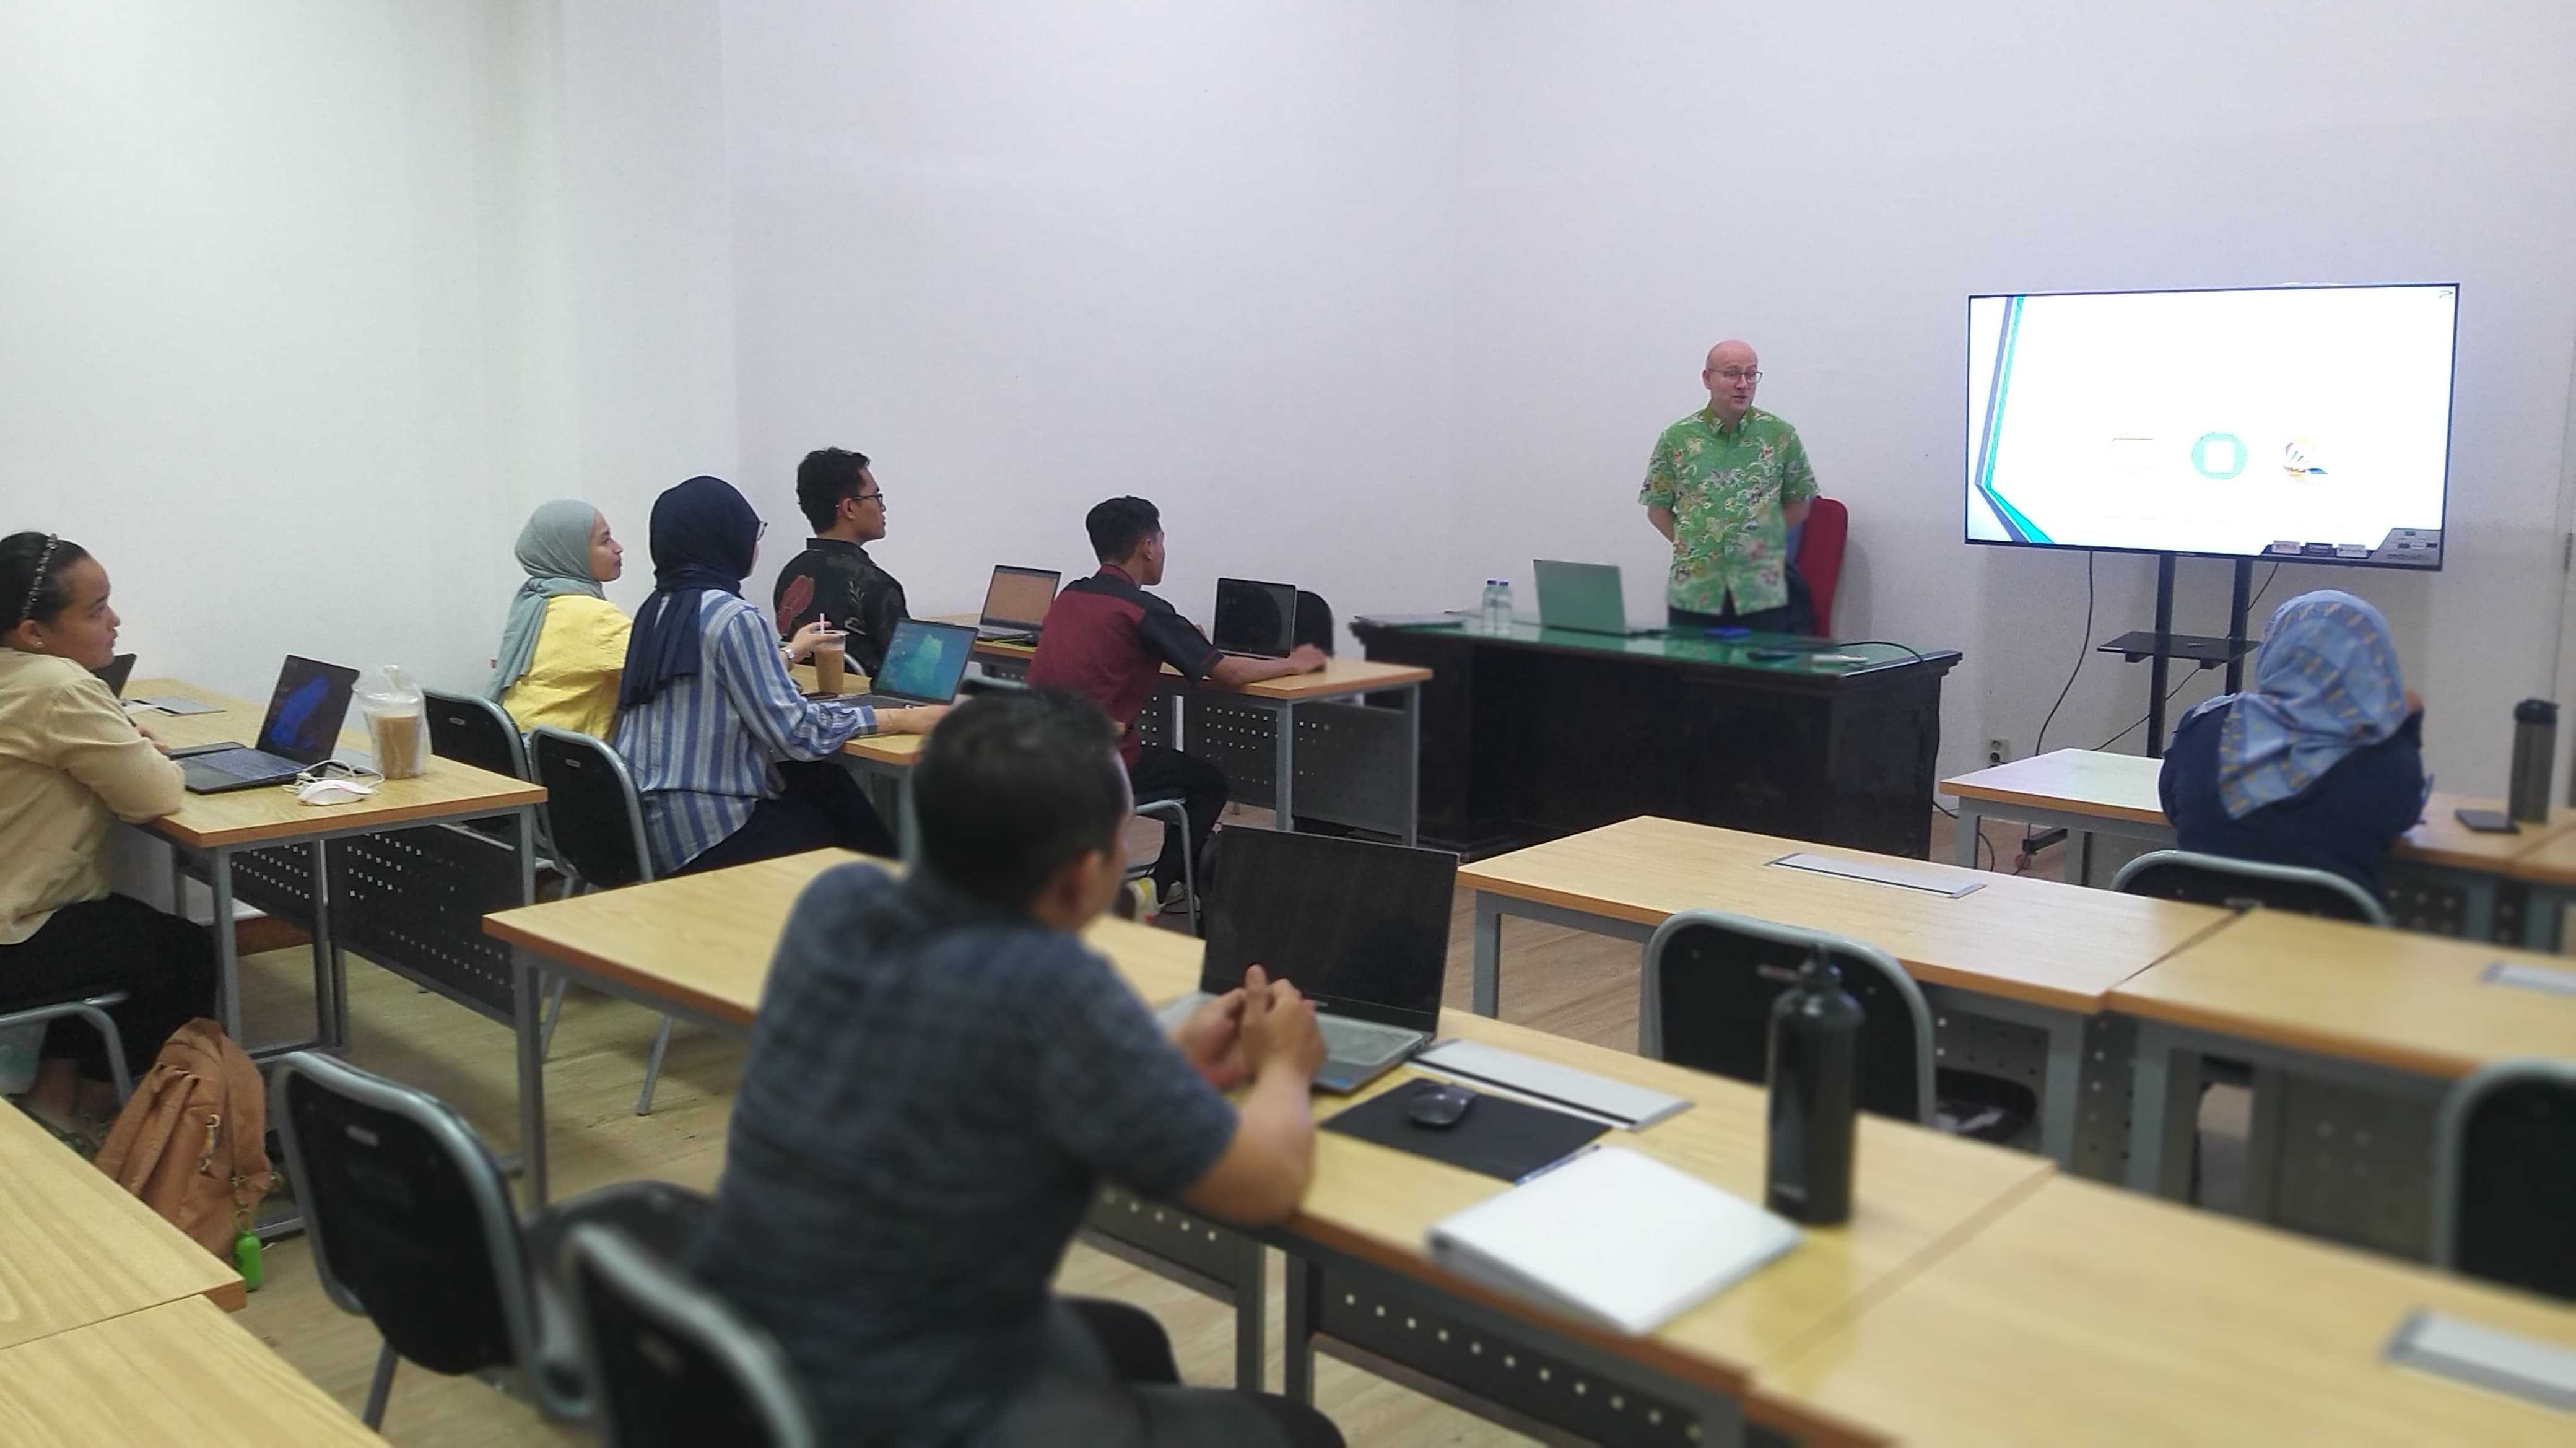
top-left (612, 593), bottom-right (878, 874)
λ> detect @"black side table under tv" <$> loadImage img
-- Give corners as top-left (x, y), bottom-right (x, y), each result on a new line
top-left (1351, 618), bottom-right (1960, 859)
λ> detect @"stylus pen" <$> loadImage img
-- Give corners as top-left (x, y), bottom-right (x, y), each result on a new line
top-left (1513, 1142), bottom-right (1603, 1187)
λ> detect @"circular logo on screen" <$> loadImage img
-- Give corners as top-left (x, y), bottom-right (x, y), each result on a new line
top-left (2191, 432), bottom-right (2248, 480)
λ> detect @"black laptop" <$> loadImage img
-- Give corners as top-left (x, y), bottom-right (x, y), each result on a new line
top-left (976, 565), bottom-right (1060, 642)
top-left (1212, 577), bottom-right (1297, 658)
top-left (91, 653), bottom-right (136, 698)
top-left (173, 655), bottom-right (360, 793)
top-left (1159, 830), bottom-right (1458, 1093)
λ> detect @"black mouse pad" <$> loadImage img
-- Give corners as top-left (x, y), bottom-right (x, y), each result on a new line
top-left (1321, 1078), bottom-right (1609, 1181)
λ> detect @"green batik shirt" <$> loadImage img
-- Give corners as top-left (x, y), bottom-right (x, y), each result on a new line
top-left (1638, 405), bottom-right (1817, 615)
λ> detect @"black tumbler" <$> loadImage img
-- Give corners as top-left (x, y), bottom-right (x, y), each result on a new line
top-left (1765, 949), bottom-right (1862, 1224)
top-left (2510, 699), bottom-right (2556, 824)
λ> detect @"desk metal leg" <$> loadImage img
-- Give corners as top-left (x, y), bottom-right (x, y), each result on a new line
top-left (2037, 1011), bottom-right (2085, 1164)
top-left (1952, 801), bottom-right (1983, 867)
top-left (515, 949), bottom-right (550, 1208)
top-left (1400, 682), bottom-right (1420, 847)
top-left (308, 839), bottom-right (347, 1052)
top-left (2124, 1021), bottom-right (2200, 1200)
top-left (1283, 1252), bottom-right (1320, 1404)
top-left (1234, 1237), bottom-right (1266, 1393)
top-left (1273, 699), bottom-right (1297, 830)
top-left (1471, 892), bottom-right (1503, 1017)
top-left (211, 847), bottom-right (243, 1043)
top-left (895, 771), bottom-right (920, 863)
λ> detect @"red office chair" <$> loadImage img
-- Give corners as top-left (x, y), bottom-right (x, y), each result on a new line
top-left (1795, 497), bottom-right (1848, 635)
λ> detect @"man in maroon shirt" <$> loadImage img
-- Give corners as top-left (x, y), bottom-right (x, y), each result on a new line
top-left (1027, 497), bottom-right (1323, 908)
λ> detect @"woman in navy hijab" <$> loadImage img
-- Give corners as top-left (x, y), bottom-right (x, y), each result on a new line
top-left (612, 476), bottom-right (944, 876)
top-left (2159, 590), bottom-right (2426, 902)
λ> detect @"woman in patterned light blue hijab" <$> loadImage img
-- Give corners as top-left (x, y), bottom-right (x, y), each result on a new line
top-left (2191, 589), bottom-right (2412, 819)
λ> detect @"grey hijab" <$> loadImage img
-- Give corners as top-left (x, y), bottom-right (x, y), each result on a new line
top-left (484, 500), bottom-right (607, 700)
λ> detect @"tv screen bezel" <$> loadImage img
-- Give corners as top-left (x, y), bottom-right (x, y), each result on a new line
top-left (1960, 281), bottom-right (2459, 570)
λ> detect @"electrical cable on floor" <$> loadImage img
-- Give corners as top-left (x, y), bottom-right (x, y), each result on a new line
top-left (2030, 551), bottom-right (2095, 758)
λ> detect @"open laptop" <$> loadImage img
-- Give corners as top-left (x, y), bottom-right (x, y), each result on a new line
top-left (976, 565), bottom-right (1060, 642)
top-left (1533, 560), bottom-right (1661, 637)
top-left (91, 653), bottom-right (136, 698)
top-left (845, 619), bottom-right (977, 710)
top-left (172, 655), bottom-right (361, 793)
top-left (1212, 577), bottom-right (1297, 658)
top-left (1158, 829), bottom-right (1458, 1094)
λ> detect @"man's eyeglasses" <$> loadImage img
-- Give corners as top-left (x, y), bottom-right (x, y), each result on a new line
top-left (1708, 367), bottom-right (1763, 383)
top-left (857, 491), bottom-right (886, 506)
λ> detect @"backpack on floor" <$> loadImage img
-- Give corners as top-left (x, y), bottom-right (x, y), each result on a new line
top-left (93, 1018), bottom-right (274, 1264)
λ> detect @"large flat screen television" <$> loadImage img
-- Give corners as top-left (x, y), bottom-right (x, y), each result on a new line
top-left (1965, 283), bottom-right (2455, 567)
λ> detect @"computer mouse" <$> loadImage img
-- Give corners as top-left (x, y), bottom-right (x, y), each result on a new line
top-left (1409, 1084), bottom-right (1477, 1130)
top-left (295, 777), bottom-right (375, 806)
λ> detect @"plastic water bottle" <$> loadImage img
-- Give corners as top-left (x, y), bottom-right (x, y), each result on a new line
top-left (1492, 580), bottom-right (1512, 632)
top-left (1478, 580), bottom-right (1500, 632)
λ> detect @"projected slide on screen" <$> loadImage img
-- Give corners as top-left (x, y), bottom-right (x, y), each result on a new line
top-left (1965, 285), bottom-right (2455, 564)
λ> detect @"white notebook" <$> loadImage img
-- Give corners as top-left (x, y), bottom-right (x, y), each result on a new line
top-left (1425, 1146), bottom-right (1801, 1336)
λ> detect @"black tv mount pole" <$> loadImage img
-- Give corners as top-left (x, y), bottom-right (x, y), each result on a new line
top-left (2099, 553), bottom-right (2260, 759)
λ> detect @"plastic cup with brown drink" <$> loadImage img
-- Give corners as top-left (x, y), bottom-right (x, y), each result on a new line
top-left (812, 630), bottom-right (848, 694)
top-left (367, 707), bottom-right (426, 780)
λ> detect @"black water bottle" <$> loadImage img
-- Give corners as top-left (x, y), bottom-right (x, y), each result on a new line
top-left (2510, 699), bottom-right (2556, 824)
top-left (1765, 949), bottom-right (1861, 1224)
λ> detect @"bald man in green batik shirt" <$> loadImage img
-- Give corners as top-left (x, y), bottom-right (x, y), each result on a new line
top-left (1640, 339), bottom-right (1817, 635)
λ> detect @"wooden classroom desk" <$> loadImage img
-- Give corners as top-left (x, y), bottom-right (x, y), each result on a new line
top-left (486, 848), bottom-right (2055, 1445)
top-left (0, 1296), bottom-right (382, 1444)
top-left (1943, 748), bottom-right (2576, 936)
top-left (938, 617), bottom-right (1435, 701)
top-left (1458, 814), bottom-right (2235, 1169)
top-left (2504, 827), bottom-right (2576, 950)
top-left (1754, 1174), bottom-right (2576, 1448)
top-left (124, 677), bottom-right (544, 1051)
top-left (2110, 909), bottom-right (2576, 1251)
top-left (0, 1101), bottom-right (245, 1351)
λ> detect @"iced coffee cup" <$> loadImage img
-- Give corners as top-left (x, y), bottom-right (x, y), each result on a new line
top-left (812, 631), bottom-right (848, 694)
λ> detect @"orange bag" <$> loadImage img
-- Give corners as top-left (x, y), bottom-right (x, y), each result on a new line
top-left (92, 1018), bottom-right (274, 1263)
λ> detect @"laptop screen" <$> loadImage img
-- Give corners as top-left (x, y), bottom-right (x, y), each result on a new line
top-left (980, 566), bottom-right (1059, 630)
top-left (871, 620), bottom-right (977, 702)
top-left (1212, 578), bottom-right (1297, 656)
top-left (256, 656), bottom-right (361, 764)
top-left (1201, 829), bottom-right (1456, 1034)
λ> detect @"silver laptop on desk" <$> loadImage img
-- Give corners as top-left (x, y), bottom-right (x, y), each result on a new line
top-left (843, 619), bottom-right (977, 710)
top-left (1156, 830), bottom-right (1458, 1094)
top-left (1533, 560), bottom-right (1662, 637)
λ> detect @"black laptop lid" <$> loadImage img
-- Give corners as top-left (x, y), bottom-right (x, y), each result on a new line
top-left (256, 656), bottom-right (361, 765)
top-left (91, 654), bottom-right (136, 699)
top-left (870, 619), bottom-right (977, 704)
top-left (980, 566), bottom-right (1060, 631)
top-left (1201, 830), bottom-right (1456, 1034)
top-left (1212, 578), bottom-right (1297, 657)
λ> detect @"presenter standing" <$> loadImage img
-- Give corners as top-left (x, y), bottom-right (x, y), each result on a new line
top-left (1640, 340), bottom-right (1817, 634)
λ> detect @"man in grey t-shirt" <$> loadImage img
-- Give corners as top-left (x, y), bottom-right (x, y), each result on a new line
top-left (687, 690), bottom-right (1340, 1448)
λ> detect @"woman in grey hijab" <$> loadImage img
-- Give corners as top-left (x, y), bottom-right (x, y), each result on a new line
top-left (488, 500), bottom-right (631, 736)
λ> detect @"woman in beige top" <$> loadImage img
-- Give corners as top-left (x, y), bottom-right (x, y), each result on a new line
top-left (0, 531), bottom-right (215, 1129)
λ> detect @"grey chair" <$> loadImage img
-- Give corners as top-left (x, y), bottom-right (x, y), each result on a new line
top-left (527, 726), bottom-right (682, 1114)
top-left (1643, 909), bottom-right (1937, 1125)
top-left (2434, 1058), bottom-right (2576, 1302)
top-left (1124, 798), bottom-right (1199, 934)
top-left (0, 992), bottom-right (133, 1102)
top-left (558, 1223), bottom-right (820, 1448)
top-left (2110, 848), bottom-right (2390, 927)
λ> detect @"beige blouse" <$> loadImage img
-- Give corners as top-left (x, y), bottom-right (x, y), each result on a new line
top-left (0, 649), bottom-right (185, 944)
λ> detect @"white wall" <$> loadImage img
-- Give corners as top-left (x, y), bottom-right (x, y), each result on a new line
top-left (0, 0), bottom-right (582, 700)
top-left (1454, 0), bottom-right (2576, 792)
top-left (718, 0), bottom-right (1464, 630)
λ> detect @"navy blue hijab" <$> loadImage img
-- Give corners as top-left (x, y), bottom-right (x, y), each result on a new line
top-left (618, 476), bottom-right (762, 710)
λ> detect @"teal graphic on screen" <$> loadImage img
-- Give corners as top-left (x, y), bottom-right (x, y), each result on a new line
top-left (1965, 284), bottom-right (2455, 559)
top-left (873, 623), bottom-right (970, 700)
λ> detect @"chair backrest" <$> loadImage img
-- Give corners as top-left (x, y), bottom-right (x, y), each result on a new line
top-left (561, 1223), bottom-right (820, 1448)
top-left (425, 688), bottom-right (529, 780)
top-left (1794, 497), bottom-right (1848, 634)
top-left (2435, 1058), bottom-right (2576, 1302)
top-left (1643, 909), bottom-right (1935, 1125)
top-left (529, 726), bottom-right (655, 889)
top-left (2109, 849), bottom-right (2389, 927)
top-left (1294, 590), bottom-right (1336, 655)
top-left (268, 1052), bottom-right (536, 1384)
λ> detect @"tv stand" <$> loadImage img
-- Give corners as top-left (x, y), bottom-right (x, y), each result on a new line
top-left (2095, 554), bottom-right (2258, 759)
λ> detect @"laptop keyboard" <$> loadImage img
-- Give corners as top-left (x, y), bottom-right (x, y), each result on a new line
top-left (1320, 1014), bottom-right (1419, 1068)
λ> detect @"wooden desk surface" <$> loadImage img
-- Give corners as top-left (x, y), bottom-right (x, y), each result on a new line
top-left (1941, 749), bottom-right (2576, 872)
top-left (1458, 816), bottom-right (2234, 1012)
top-left (489, 847), bottom-right (2052, 1403)
top-left (0, 1103), bottom-right (245, 1350)
top-left (1756, 1175), bottom-right (2576, 1448)
top-left (2107, 907), bottom-right (2576, 1077)
top-left (0, 1296), bottom-right (381, 1444)
top-left (129, 678), bottom-right (543, 849)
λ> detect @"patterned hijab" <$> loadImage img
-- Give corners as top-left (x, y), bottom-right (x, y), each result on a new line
top-left (484, 500), bottom-right (606, 700)
top-left (2185, 590), bottom-right (2409, 819)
